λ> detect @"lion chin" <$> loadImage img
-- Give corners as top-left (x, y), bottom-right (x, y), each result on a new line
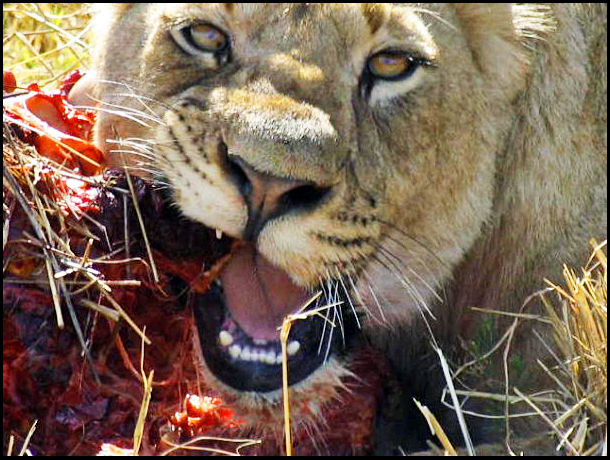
top-left (187, 295), bottom-right (388, 455)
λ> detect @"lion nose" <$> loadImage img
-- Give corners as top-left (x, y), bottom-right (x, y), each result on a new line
top-left (226, 155), bottom-right (330, 239)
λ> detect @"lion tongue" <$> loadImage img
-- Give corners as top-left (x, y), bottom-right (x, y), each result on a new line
top-left (219, 243), bottom-right (310, 341)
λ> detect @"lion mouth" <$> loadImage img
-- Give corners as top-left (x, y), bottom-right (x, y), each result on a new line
top-left (193, 242), bottom-right (358, 393)
top-left (104, 172), bottom-right (360, 395)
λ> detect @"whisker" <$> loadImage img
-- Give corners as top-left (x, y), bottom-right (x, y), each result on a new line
top-left (93, 104), bottom-right (165, 128)
top-left (359, 269), bottom-right (387, 323)
top-left (411, 6), bottom-right (458, 31)
top-left (96, 79), bottom-right (175, 113)
top-left (109, 147), bottom-right (156, 162)
top-left (372, 241), bottom-right (442, 306)
top-left (369, 249), bottom-right (435, 319)
top-left (377, 218), bottom-right (450, 271)
top-left (317, 275), bottom-right (331, 356)
top-left (345, 267), bottom-right (368, 319)
top-left (327, 272), bottom-right (346, 345)
top-left (334, 267), bottom-right (361, 329)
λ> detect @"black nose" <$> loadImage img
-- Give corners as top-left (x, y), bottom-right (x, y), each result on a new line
top-left (226, 155), bottom-right (330, 239)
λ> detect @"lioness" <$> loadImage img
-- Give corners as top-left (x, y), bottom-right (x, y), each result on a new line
top-left (73, 3), bottom-right (607, 454)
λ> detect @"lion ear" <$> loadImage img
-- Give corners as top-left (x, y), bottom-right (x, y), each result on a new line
top-left (453, 3), bottom-right (528, 96)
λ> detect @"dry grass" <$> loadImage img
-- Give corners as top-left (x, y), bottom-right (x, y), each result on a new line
top-left (3, 3), bottom-right (92, 89)
top-left (5, 420), bottom-right (37, 456)
top-left (534, 239), bottom-right (607, 455)
top-left (497, 239), bottom-right (607, 456)
top-left (441, 240), bottom-right (607, 456)
top-left (4, 7), bottom-right (157, 449)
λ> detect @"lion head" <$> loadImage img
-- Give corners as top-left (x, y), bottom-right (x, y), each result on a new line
top-left (74, 3), bottom-right (606, 453)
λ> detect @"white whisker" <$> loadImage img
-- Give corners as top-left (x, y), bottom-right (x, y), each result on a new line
top-left (326, 270), bottom-right (346, 344)
top-left (345, 268), bottom-right (367, 322)
top-left (377, 242), bottom-right (443, 304)
top-left (316, 276), bottom-right (331, 356)
top-left (94, 104), bottom-right (164, 128)
top-left (360, 270), bottom-right (387, 323)
top-left (337, 270), bottom-right (361, 329)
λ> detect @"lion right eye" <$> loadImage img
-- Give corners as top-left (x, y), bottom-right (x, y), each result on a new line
top-left (171, 22), bottom-right (231, 60)
top-left (187, 24), bottom-right (228, 53)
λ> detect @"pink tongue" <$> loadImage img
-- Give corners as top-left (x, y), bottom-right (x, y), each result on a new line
top-left (219, 243), bottom-right (310, 340)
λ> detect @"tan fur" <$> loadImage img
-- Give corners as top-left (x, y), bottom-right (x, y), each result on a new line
top-left (81, 3), bottom-right (606, 452)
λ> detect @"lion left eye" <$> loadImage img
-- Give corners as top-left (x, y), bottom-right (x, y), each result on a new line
top-left (360, 49), bottom-right (435, 103)
top-left (367, 51), bottom-right (419, 80)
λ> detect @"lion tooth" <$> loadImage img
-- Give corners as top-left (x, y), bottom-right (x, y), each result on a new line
top-left (218, 330), bottom-right (233, 347)
top-left (228, 344), bottom-right (241, 359)
top-left (215, 228), bottom-right (223, 239)
top-left (287, 340), bottom-right (300, 356)
top-left (240, 346), bottom-right (251, 361)
top-left (265, 351), bottom-right (277, 365)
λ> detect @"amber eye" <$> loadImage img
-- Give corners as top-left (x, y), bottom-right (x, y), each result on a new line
top-left (367, 52), bottom-right (416, 80)
top-left (188, 23), bottom-right (228, 53)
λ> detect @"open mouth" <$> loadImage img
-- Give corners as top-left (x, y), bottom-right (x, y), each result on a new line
top-left (192, 242), bottom-right (359, 393)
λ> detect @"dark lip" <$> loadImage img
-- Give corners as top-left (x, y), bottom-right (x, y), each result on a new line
top-left (192, 280), bottom-right (359, 393)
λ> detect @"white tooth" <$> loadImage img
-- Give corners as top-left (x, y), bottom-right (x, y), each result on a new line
top-left (287, 341), bottom-right (300, 356)
top-left (240, 346), bottom-right (251, 361)
top-left (215, 228), bottom-right (223, 239)
top-left (253, 338), bottom-right (267, 346)
top-left (276, 354), bottom-right (284, 365)
top-left (219, 331), bottom-right (234, 347)
top-left (250, 349), bottom-right (259, 361)
top-left (228, 344), bottom-right (241, 359)
top-left (266, 351), bottom-right (277, 365)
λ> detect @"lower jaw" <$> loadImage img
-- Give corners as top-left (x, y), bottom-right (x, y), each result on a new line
top-left (185, 309), bottom-right (388, 455)
top-left (191, 280), bottom-right (359, 394)
top-left (161, 245), bottom-right (387, 454)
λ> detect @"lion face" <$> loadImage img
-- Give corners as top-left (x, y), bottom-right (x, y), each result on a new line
top-left (92, 2), bottom-right (529, 414)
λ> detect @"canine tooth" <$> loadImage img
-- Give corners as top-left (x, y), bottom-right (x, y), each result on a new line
top-left (219, 330), bottom-right (233, 347)
top-left (228, 344), bottom-right (241, 359)
top-left (287, 340), bottom-right (301, 356)
top-left (215, 228), bottom-right (223, 239)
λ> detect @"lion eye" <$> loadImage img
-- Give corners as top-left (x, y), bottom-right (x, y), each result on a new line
top-left (171, 22), bottom-right (230, 58)
top-left (188, 23), bottom-right (228, 53)
top-left (367, 52), bottom-right (416, 80)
